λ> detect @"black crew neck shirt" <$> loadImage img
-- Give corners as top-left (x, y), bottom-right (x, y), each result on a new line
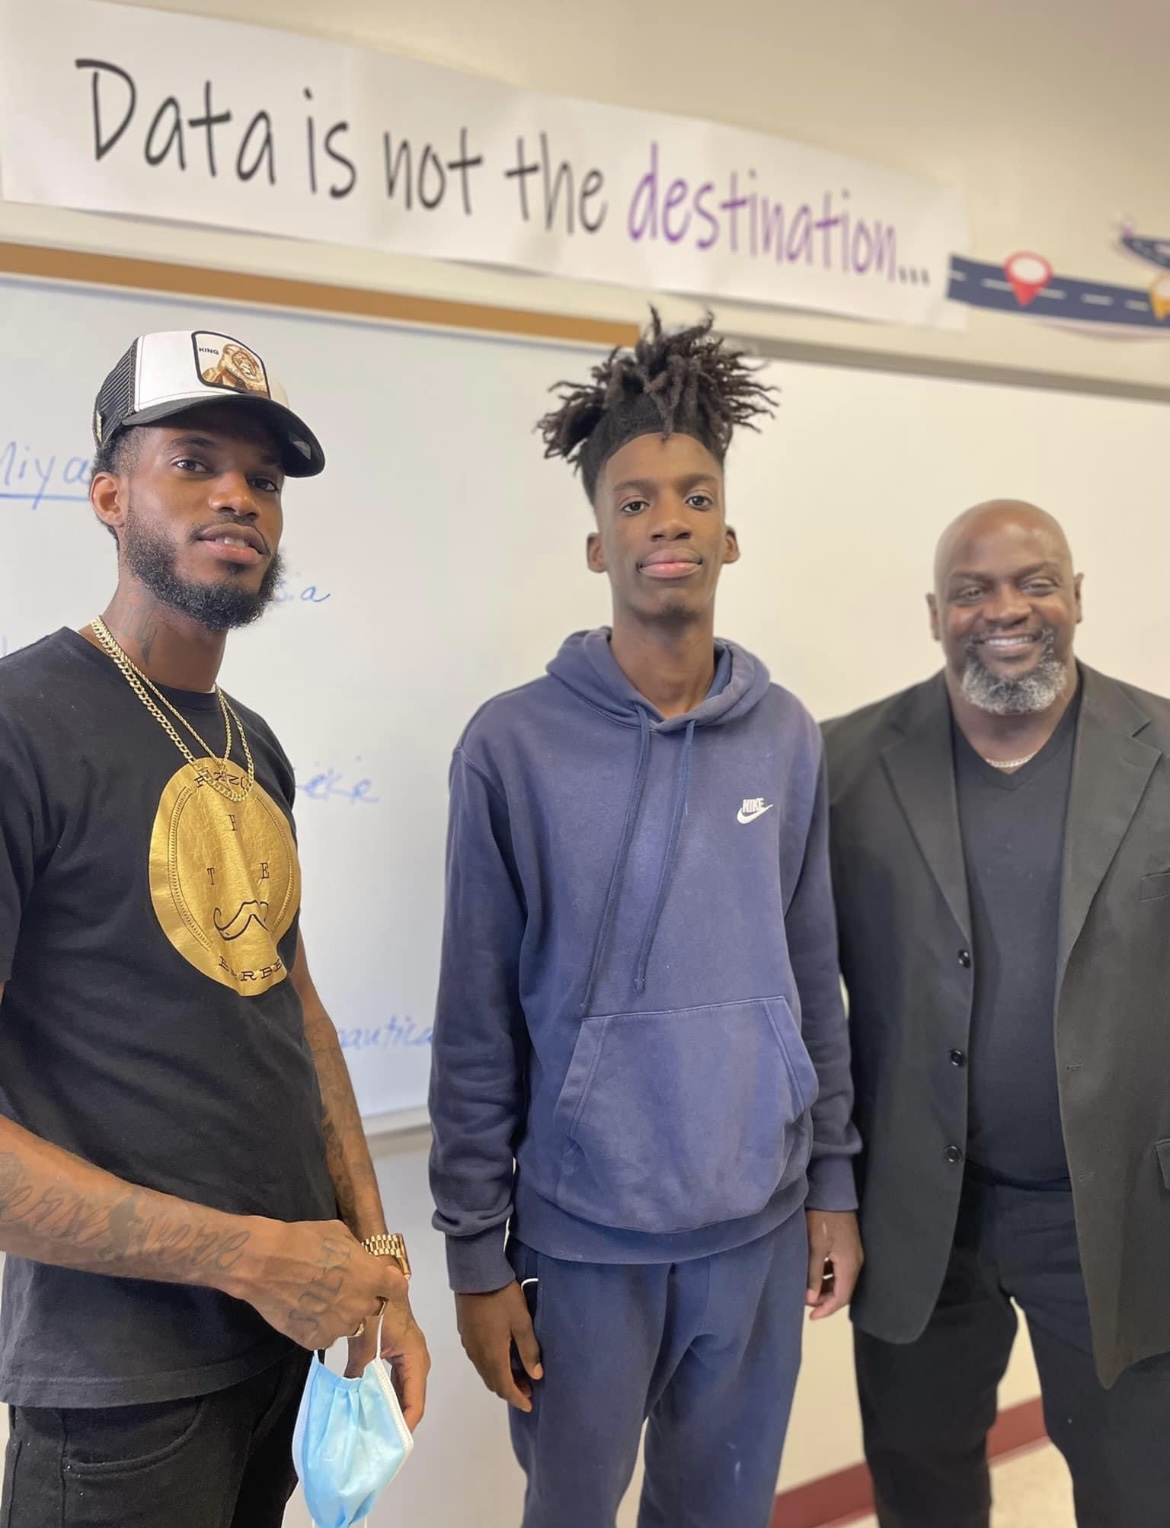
top-left (0, 629), bottom-right (335, 1406)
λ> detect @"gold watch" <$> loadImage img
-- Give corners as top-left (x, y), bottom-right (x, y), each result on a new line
top-left (362, 1232), bottom-right (411, 1280)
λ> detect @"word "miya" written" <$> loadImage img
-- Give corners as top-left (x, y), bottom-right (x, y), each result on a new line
top-left (0, 441), bottom-right (92, 509)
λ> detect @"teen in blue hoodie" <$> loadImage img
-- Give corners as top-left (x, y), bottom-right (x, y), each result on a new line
top-left (429, 313), bottom-right (860, 1528)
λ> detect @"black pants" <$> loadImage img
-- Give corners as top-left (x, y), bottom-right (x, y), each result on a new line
top-left (0, 1350), bottom-right (310, 1528)
top-left (855, 1171), bottom-right (1170, 1528)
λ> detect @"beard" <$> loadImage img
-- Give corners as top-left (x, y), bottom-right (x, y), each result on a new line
top-left (121, 508), bottom-right (283, 631)
top-left (959, 627), bottom-right (1070, 716)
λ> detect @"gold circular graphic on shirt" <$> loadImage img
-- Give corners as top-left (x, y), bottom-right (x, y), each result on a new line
top-left (149, 759), bottom-right (300, 996)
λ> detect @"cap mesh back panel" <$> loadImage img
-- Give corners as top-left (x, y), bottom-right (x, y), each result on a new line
top-left (94, 341), bottom-right (138, 440)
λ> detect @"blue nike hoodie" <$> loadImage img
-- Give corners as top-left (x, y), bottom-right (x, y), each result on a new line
top-left (429, 628), bottom-right (858, 1292)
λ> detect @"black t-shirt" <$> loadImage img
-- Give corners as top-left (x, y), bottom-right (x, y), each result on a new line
top-left (0, 629), bottom-right (335, 1406)
top-left (953, 692), bottom-right (1080, 1186)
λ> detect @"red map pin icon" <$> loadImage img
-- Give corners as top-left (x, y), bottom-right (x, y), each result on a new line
top-left (1004, 251), bottom-right (1053, 306)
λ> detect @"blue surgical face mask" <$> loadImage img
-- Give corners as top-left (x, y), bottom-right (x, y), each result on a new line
top-left (293, 1329), bottom-right (414, 1528)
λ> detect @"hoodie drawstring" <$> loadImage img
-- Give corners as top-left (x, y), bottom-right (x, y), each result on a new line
top-left (579, 707), bottom-right (652, 1016)
top-left (633, 718), bottom-right (695, 993)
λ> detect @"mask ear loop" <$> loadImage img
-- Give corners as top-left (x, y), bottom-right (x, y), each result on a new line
top-left (366, 1302), bottom-right (415, 1456)
top-left (350, 1293), bottom-right (390, 1344)
top-left (330, 1297), bottom-right (388, 1369)
top-left (372, 1300), bottom-right (386, 1363)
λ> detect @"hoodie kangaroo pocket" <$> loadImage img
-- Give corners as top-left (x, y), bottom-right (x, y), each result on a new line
top-left (552, 996), bottom-right (818, 1234)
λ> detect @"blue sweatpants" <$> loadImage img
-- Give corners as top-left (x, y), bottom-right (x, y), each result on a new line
top-left (506, 1210), bottom-right (807, 1528)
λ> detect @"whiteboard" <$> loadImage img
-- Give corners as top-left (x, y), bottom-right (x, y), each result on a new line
top-left (2, 272), bottom-right (1167, 1126)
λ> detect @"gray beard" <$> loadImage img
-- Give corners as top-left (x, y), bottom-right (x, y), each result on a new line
top-left (959, 630), bottom-right (1070, 716)
top-left (121, 509), bottom-right (282, 631)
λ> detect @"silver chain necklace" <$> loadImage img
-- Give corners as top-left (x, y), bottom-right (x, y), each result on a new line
top-left (982, 752), bottom-right (1037, 771)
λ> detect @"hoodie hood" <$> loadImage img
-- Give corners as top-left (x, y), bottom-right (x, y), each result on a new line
top-left (547, 628), bottom-right (772, 732)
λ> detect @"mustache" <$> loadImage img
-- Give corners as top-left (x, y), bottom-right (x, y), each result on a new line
top-left (964, 626), bottom-right (1055, 656)
top-left (213, 900), bottom-right (271, 941)
top-left (190, 515), bottom-right (272, 558)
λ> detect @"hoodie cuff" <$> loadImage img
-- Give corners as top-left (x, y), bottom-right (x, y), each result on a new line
top-left (445, 1229), bottom-right (514, 1294)
top-left (804, 1154), bottom-right (858, 1214)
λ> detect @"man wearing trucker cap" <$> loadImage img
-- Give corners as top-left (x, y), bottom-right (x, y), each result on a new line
top-left (0, 330), bottom-right (428, 1525)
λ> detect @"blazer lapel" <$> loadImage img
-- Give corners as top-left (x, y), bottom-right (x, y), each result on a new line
top-left (882, 675), bottom-right (971, 942)
top-left (1058, 668), bottom-right (1161, 983)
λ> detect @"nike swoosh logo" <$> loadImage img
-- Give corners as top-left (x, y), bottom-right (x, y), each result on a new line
top-left (736, 804), bottom-right (775, 825)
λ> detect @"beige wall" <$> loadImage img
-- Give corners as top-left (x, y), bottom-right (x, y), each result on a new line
top-left (5, 0), bottom-right (1155, 1518)
top-left (12, 0), bottom-right (1170, 394)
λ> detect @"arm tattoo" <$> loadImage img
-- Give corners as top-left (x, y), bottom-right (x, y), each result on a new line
top-left (321, 1104), bottom-right (359, 1230)
top-left (303, 1010), bottom-right (383, 1238)
top-left (0, 1153), bottom-right (251, 1283)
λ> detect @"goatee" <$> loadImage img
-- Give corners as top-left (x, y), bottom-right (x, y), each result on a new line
top-left (960, 628), bottom-right (1070, 716)
top-left (121, 511), bottom-right (282, 631)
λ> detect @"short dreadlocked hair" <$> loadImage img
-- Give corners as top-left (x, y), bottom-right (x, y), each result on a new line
top-left (538, 309), bottom-right (777, 502)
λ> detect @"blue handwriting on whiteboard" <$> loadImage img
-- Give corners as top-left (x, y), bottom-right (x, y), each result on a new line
top-left (275, 576), bottom-right (331, 605)
top-left (296, 763), bottom-right (380, 806)
top-left (0, 442), bottom-right (92, 510)
top-left (337, 1017), bottom-right (433, 1050)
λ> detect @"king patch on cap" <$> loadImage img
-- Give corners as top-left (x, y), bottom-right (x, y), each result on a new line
top-left (93, 330), bottom-right (325, 478)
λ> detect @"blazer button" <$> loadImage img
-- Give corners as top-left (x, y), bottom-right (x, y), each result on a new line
top-left (950, 1049), bottom-right (966, 1067)
top-left (945, 1145), bottom-right (964, 1164)
top-left (958, 949), bottom-right (972, 968)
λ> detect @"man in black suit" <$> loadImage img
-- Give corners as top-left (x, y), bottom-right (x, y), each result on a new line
top-left (824, 500), bottom-right (1170, 1528)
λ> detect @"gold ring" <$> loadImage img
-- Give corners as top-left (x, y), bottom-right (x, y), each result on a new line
top-left (351, 1320), bottom-right (365, 1338)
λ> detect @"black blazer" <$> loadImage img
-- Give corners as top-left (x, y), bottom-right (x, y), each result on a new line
top-left (825, 666), bottom-right (1170, 1386)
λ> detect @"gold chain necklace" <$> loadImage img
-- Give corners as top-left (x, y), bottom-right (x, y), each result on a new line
top-left (89, 617), bottom-right (256, 804)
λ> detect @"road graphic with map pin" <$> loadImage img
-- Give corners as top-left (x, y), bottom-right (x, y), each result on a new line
top-left (948, 236), bottom-right (1170, 332)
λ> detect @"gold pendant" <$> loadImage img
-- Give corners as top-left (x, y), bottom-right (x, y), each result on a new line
top-left (150, 758), bottom-right (299, 996)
